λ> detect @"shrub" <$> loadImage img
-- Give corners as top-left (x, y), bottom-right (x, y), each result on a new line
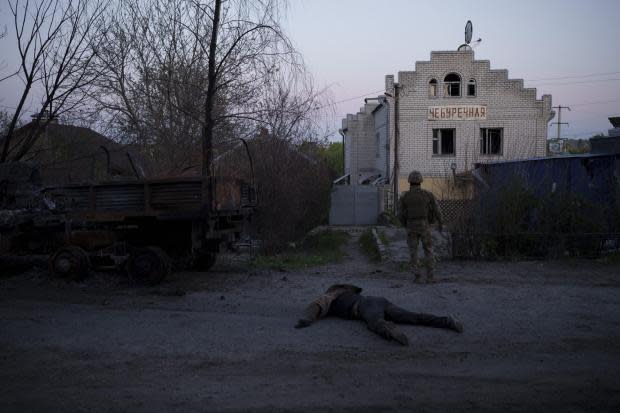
top-left (359, 228), bottom-right (380, 262)
top-left (217, 136), bottom-right (333, 253)
top-left (456, 174), bottom-right (615, 259)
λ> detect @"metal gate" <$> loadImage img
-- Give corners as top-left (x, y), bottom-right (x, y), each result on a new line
top-left (329, 185), bottom-right (380, 225)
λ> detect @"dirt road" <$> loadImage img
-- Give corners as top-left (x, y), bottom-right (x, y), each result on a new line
top-left (2, 234), bottom-right (620, 412)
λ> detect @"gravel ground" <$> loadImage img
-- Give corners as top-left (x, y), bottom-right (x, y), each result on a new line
top-left (1, 233), bottom-right (620, 412)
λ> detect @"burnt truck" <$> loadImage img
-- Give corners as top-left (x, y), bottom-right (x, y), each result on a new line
top-left (1, 164), bottom-right (256, 284)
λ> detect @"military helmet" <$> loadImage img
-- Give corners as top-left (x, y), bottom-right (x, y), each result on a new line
top-left (408, 170), bottom-right (423, 184)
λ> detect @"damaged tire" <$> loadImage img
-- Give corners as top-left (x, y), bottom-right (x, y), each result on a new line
top-left (126, 246), bottom-right (171, 285)
top-left (49, 246), bottom-right (91, 281)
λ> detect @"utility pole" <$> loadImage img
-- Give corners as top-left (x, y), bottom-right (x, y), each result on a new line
top-left (392, 83), bottom-right (400, 214)
top-left (384, 84), bottom-right (400, 214)
top-left (552, 105), bottom-right (571, 141)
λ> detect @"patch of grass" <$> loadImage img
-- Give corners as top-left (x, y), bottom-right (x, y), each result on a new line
top-left (378, 211), bottom-right (402, 227)
top-left (397, 262), bottom-right (410, 272)
top-left (359, 227), bottom-right (380, 262)
top-left (378, 229), bottom-right (390, 245)
top-left (302, 229), bottom-right (350, 252)
top-left (601, 251), bottom-right (620, 264)
top-left (250, 229), bottom-right (350, 270)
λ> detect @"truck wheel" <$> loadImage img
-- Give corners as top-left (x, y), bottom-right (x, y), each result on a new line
top-left (192, 252), bottom-right (217, 271)
top-left (49, 246), bottom-right (91, 281)
top-left (126, 247), bottom-right (171, 285)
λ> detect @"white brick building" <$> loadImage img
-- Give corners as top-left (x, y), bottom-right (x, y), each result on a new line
top-left (340, 49), bottom-right (555, 200)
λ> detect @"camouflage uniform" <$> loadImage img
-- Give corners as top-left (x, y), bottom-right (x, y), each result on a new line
top-left (398, 171), bottom-right (443, 282)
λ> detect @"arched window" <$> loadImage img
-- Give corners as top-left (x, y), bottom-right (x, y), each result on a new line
top-left (444, 73), bottom-right (461, 97)
top-left (429, 78), bottom-right (437, 97)
top-left (468, 78), bottom-right (476, 96)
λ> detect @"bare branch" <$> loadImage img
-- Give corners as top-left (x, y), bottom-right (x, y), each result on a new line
top-left (1, 0), bottom-right (109, 162)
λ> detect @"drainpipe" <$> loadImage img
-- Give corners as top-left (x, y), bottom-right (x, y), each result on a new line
top-left (394, 85), bottom-right (400, 205)
top-left (339, 129), bottom-right (346, 178)
top-left (381, 97), bottom-right (390, 186)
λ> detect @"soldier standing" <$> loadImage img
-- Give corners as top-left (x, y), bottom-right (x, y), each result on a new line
top-left (398, 170), bottom-right (443, 283)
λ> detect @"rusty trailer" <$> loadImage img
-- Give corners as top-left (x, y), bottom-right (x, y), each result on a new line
top-left (21, 176), bottom-right (256, 284)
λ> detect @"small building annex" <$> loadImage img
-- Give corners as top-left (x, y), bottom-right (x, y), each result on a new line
top-left (339, 49), bottom-right (555, 207)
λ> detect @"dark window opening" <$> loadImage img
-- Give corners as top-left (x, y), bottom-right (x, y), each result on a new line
top-left (480, 128), bottom-right (503, 155)
top-left (432, 129), bottom-right (455, 156)
top-left (429, 78), bottom-right (437, 97)
top-left (468, 78), bottom-right (476, 96)
top-left (443, 73), bottom-right (461, 97)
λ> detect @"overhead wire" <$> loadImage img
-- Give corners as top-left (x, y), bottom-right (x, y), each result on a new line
top-left (527, 71), bottom-right (620, 82)
top-left (529, 78), bottom-right (620, 87)
top-left (3, 71), bottom-right (619, 145)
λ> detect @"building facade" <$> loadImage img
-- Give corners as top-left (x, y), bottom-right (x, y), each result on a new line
top-left (341, 99), bottom-right (388, 185)
top-left (340, 50), bottom-right (554, 200)
top-left (591, 117), bottom-right (620, 155)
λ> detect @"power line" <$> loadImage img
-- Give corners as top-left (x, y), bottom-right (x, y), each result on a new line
top-left (556, 130), bottom-right (607, 139)
top-left (314, 89), bottom-right (385, 111)
top-left (527, 71), bottom-right (620, 82)
top-left (530, 78), bottom-right (620, 87)
top-left (568, 98), bottom-right (620, 107)
top-left (324, 86), bottom-right (620, 114)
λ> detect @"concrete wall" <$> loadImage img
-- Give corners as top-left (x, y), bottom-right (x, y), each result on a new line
top-left (373, 102), bottom-right (389, 180)
top-left (341, 102), bottom-right (380, 183)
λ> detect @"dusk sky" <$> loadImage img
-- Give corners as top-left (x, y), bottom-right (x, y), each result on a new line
top-left (284, 0), bottom-right (620, 140)
top-left (1, 0), bottom-right (619, 140)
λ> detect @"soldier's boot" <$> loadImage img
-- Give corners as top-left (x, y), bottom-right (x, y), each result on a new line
top-left (424, 256), bottom-right (436, 283)
top-left (372, 320), bottom-right (409, 345)
top-left (446, 315), bottom-right (463, 333)
top-left (426, 269), bottom-right (435, 284)
top-left (410, 262), bottom-right (422, 283)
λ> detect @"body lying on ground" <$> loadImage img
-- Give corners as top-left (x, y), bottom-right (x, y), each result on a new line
top-left (295, 284), bottom-right (462, 346)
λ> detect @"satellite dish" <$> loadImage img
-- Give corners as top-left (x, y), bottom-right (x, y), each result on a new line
top-left (465, 20), bottom-right (473, 44)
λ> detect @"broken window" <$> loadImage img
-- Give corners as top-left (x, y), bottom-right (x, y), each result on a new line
top-left (480, 128), bottom-right (503, 155)
top-left (432, 129), bottom-right (455, 156)
top-left (429, 78), bottom-right (437, 97)
top-left (468, 78), bottom-right (476, 96)
top-left (443, 73), bottom-right (461, 97)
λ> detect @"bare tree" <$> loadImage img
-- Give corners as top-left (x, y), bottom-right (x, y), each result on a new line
top-left (199, 0), bottom-right (298, 172)
top-left (93, 0), bottom-right (332, 175)
top-left (257, 69), bottom-right (333, 143)
top-left (92, 0), bottom-right (213, 173)
top-left (0, 23), bottom-right (6, 75)
top-left (0, 0), bottom-right (108, 163)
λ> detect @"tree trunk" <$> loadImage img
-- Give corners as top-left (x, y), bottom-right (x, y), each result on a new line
top-left (201, 0), bottom-right (222, 210)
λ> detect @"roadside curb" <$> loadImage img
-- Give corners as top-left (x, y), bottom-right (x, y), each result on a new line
top-left (371, 227), bottom-right (389, 262)
top-left (308, 225), bottom-right (368, 235)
